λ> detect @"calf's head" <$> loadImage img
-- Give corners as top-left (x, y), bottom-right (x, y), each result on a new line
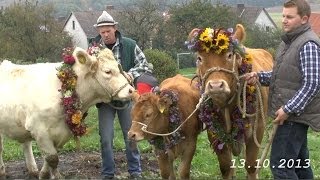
top-left (128, 92), bottom-right (171, 141)
top-left (187, 25), bottom-right (247, 107)
top-left (72, 47), bottom-right (134, 104)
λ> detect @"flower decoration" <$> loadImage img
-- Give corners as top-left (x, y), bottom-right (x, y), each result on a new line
top-left (199, 98), bottom-right (249, 152)
top-left (57, 47), bottom-right (87, 137)
top-left (87, 43), bottom-right (103, 57)
top-left (148, 90), bottom-right (185, 154)
top-left (198, 51), bottom-right (256, 152)
top-left (186, 27), bottom-right (234, 54)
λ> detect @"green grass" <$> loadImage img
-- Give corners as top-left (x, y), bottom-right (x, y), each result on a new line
top-left (178, 67), bottom-right (196, 78)
top-left (3, 107), bottom-right (320, 178)
top-left (269, 12), bottom-right (282, 28)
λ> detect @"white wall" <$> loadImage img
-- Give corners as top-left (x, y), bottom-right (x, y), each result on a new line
top-left (255, 11), bottom-right (276, 30)
top-left (63, 14), bottom-right (89, 49)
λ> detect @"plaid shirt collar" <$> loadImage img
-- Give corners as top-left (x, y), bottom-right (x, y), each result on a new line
top-left (100, 37), bottom-right (121, 63)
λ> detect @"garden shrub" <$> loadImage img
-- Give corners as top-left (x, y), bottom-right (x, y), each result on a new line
top-left (144, 49), bottom-right (178, 83)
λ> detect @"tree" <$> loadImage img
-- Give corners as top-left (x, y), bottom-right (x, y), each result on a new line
top-left (0, 0), bottom-right (71, 63)
top-left (115, 0), bottom-right (164, 50)
top-left (153, 0), bottom-right (237, 57)
top-left (244, 25), bottom-right (282, 57)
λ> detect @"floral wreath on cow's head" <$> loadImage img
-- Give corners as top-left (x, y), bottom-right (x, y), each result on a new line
top-left (185, 27), bottom-right (246, 56)
top-left (56, 47), bottom-right (88, 137)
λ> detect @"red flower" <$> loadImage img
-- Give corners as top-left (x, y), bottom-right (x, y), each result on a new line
top-left (63, 97), bottom-right (73, 107)
top-left (63, 55), bottom-right (75, 65)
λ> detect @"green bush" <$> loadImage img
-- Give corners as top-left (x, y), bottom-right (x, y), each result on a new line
top-left (144, 49), bottom-right (178, 83)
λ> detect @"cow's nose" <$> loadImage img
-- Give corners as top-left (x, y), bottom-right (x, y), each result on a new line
top-left (128, 86), bottom-right (134, 94)
top-left (128, 131), bottom-right (135, 140)
top-left (209, 81), bottom-right (224, 91)
top-left (207, 80), bottom-right (229, 93)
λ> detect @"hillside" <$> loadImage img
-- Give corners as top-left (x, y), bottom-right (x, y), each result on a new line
top-left (1, 0), bottom-right (319, 18)
top-left (0, 0), bottom-right (285, 14)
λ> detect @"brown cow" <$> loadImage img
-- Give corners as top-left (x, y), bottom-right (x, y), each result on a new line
top-left (187, 24), bottom-right (273, 179)
top-left (128, 74), bottom-right (201, 179)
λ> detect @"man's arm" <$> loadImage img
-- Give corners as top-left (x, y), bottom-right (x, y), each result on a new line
top-left (283, 42), bottom-right (320, 115)
top-left (128, 45), bottom-right (150, 79)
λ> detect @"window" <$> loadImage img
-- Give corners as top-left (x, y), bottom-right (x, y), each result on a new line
top-left (266, 26), bottom-right (270, 32)
top-left (72, 21), bottom-right (75, 30)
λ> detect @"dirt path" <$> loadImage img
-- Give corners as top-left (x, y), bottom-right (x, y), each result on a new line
top-left (4, 151), bottom-right (160, 179)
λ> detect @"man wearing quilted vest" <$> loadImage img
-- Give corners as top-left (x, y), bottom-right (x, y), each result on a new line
top-left (91, 11), bottom-right (151, 180)
top-left (245, 0), bottom-right (320, 179)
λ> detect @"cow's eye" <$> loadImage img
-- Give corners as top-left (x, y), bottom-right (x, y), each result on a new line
top-left (145, 112), bottom-right (151, 118)
top-left (226, 52), bottom-right (233, 62)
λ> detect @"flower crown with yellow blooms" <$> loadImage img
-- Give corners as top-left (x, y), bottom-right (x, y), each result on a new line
top-left (186, 27), bottom-right (246, 56)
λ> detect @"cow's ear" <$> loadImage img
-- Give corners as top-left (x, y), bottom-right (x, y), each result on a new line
top-left (73, 47), bottom-right (98, 72)
top-left (132, 91), bottom-right (140, 103)
top-left (73, 47), bottom-right (89, 64)
top-left (188, 28), bottom-right (201, 41)
top-left (233, 24), bottom-right (246, 44)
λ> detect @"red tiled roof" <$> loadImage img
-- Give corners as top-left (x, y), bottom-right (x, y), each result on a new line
top-left (310, 13), bottom-right (320, 36)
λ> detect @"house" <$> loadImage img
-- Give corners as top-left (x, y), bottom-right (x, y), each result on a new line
top-left (309, 13), bottom-right (320, 36)
top-left (63, 10), bottom-right (103, 49)
top-left (231, 4), bottom-right (277, 31)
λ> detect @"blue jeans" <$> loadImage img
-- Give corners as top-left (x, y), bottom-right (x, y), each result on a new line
top-left (98, 102), bottom-right (141, 177)
top-left (270, 121), bottom-right (313, 179)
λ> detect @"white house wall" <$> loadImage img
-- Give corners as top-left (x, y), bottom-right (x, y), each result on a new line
top-left (255, 12), bottom-right (276, 30)
top-left (63, 14), bottom-right (88, 49)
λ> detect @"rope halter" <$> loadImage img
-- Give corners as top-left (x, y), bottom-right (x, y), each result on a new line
top-left (198, 52), bottom-right (241, 106)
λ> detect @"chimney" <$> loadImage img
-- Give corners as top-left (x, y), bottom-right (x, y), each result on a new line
top-left (106, 5), bottom-right (114, 11)
top-left (237, 4), bottom-right (245, 11)
top-left (237, 4), bottom-right (245, 17)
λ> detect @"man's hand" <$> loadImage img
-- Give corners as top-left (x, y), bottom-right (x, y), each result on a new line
top-left (244, 72), bottom-right (258, 85)
top-left (273, 106), bottom-right (289, 125)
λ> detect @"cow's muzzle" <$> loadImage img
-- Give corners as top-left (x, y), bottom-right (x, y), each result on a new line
top-left (128, 129), bottom-right (144, 142)
top-left (206, 79), bottom-right (230, 94)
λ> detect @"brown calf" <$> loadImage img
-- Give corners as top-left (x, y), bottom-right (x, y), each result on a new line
top-left (128, 74), bottom-right (201, 179)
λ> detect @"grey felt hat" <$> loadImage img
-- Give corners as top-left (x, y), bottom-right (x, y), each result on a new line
top-left (94, 11), bottom-right (118, 27)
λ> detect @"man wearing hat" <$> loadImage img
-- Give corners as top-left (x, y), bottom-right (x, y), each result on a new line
top-left (91, 10), bottom-right (150, 179)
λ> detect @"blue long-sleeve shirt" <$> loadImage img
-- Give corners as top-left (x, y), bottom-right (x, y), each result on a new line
top-left (258, 41), bottom-right (320, 115)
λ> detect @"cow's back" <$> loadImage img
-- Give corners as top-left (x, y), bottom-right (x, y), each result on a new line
top-left (0, 61), bottom-right (66, 142)
top-left (160, 74), bottom-right (201, 137)
top-left (246, 48), bottom-right (273, 72)
top-left (245, 48), bottom-right (273, 117)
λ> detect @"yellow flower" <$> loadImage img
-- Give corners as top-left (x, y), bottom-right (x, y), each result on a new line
top-left (208, 130), bottom-right (216, 138)
top-left (199, 28), bottom-right (213, 42)
top-left (58, 71), bottom-right (66, 78)
top-left (215, 33), bottom-right (230, 54)
top-left (67, 77), bottom-right (77, 88)
top-left (72, 111), bottom-right (83, 125)
top-left (199, 28), bottom-right (214, 52)
top-left (247, 85), bottom-right (256, 94)
top-left (201, 42), bottom-right (212, 53)
top-left (245, 53), bottom-right (253, 63)
top-left (245, 123), bottom-right (251, 128)
top-left (70, 77), bottom-right (77, 87)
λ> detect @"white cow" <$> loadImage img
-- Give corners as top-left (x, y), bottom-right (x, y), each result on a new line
top-left (0, 47), bottom-right (134, 179)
